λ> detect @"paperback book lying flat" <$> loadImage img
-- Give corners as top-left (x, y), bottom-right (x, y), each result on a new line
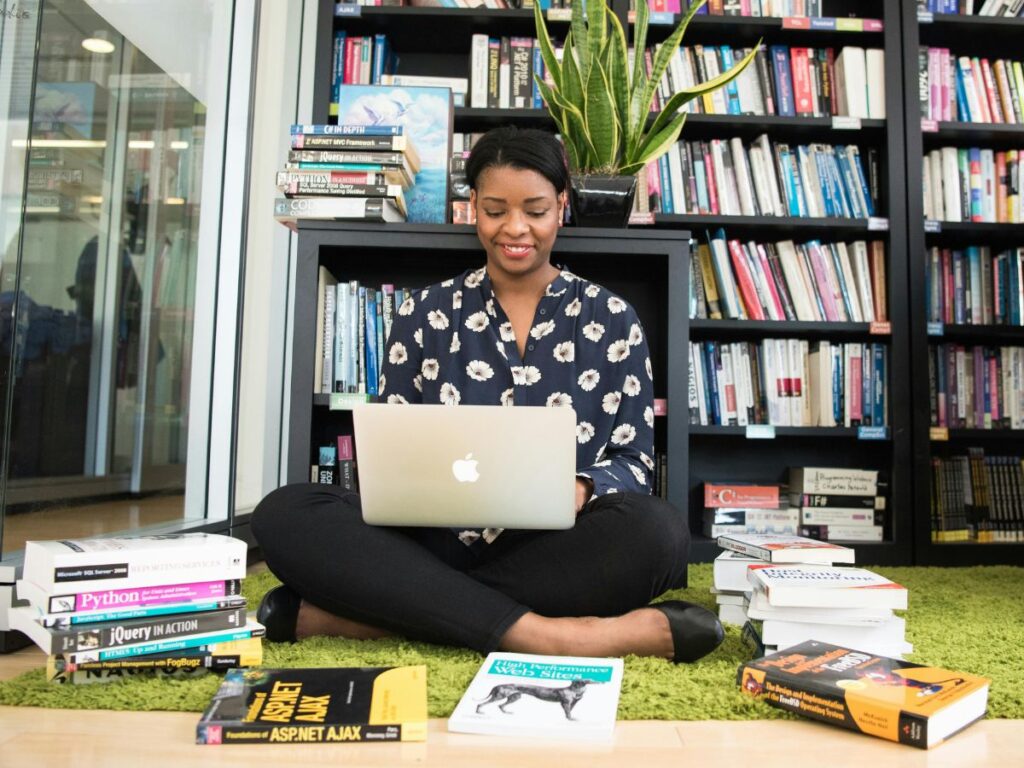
top-left (738, 641), bottom-right (990, 748)
top-left (748, 564), bottom-right (908, 609)
top-left (717, 533), bottom-right (856, 564)
top-left (197, 666), bottom-right (428, 744)
top-left (448, 652), bottom-right (624, 742)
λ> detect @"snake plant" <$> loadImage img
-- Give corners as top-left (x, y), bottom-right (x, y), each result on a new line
top-left (533, 0), bottom-right (758, 176)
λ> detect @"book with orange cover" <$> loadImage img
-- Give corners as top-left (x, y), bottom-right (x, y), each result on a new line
top-left (738, 641), bottom-right (989, 748)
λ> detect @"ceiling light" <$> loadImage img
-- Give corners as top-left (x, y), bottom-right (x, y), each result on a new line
top-left (81, 37), bottom-right (115, 54)
top-left (129, 140), bottom-right (155, 149)
top-left (170, 141), bottom-right (189, 150)
top-left (11, 139), bottom-right (107, 148)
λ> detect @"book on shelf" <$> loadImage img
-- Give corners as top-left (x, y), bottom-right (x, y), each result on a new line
top-left (790, 467), bottom-right (879, 496)
top-left (747, 563), bottom-right (908, 610)
top-left (929, 448), bottom-right (1024, 544)
top-left (925, 246), bottom-right (1024, 326)
top-left (738, 641), bottom-right (990, 748)
top-left (702, 507), bottom-right (800, 538)
top-left (918, 49), bottom-right (1024, 123)
top-left (334, 84), bottom-right (454, 224)
top-left (704, 482), bottom-right (785, 509)
top-left (929, 344), bottom-right (1024, 429)
top-left (717, 533), bottom-right (856, 564)
top-left (274, 197), bottom-right (406, 229)
top-left (329, 32), bottom-right (398, 91)
top-left (923, 146), bottom-right (1023, 223)
top-left (20, 534), bottom-right (246, 594)
top-left (196, 666), bottom-right (428, 745)
top-left (448, 652), bottom-right (623, 741)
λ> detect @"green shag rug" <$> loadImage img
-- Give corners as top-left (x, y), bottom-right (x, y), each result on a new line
top-left (1, 565), bottom-right (1022, 720)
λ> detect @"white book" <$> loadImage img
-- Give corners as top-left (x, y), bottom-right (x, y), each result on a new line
top-left (836, 47), bottom-right (868, 118)
top-left (865, 48), bottom-right (885, 119)
top-left (747, 589), bottom-right (894, 625)
top-left (718, 603), bottom-right (748, 626)
top-left (667, 142), bottom-right (686, 214)
top-left (761, 339), bottom-right (783, 426)
top-left (448, 653), bottom-right (623, 741)
top-left (709, 235), bottom-right (744, 319)
top-left (692, 342), bottom-right (709, 425)
top-left (800, 507), bottom-right (879, 526)
top-left (800, 339), bottom-right (811, 427)
top-left (940, 146), bottom-right (962, 222)
top-left (714, 550), bottom-right (762, 592)
top-left (747, 564), bottom-right (908, 610)
top-left (789, 467), bottom-right (879, 495)
top-left (711, 140), bottom-right (739, 215)
top-left (807, 341), bottom-right (835, 427)
top-left (776, 240), bottom-right (817, 321)
top-left (703, 48), bottom-right (728, 114)
top-left (958, 57), bottom-right (986, 123)
top-left (273, 197), bottom-right (406, 226)
top-left (818, 524), bottom-right (884, 542)
top-left (713, 590), bottom-right (748, 606)
top-left (835, 242), bottom-right (863, 322)
top-left (756, 134), bottom-right (786, 217)
top-left (731, 138), bottom-right (759, 216)
top-left (748, 147), bottom-right (775, 217)
top-left (470, 34), bottom-right (489, 108)
top-left (929, 149), bottom-right (945, 221)
top-left (923, 157), bottom-right (934, 220)
top-left (796, 146), bottom-right (822, 218)
top-left (22, 534), bottom-right (247, 593)
top-left (981, 149), bottom-right (996, 222)
top-left (719, 344), bottom-right (738, 425)
top-left (761, 615), bottom-right (906, 652)
top-left (774, 338), bottom-right (792, 426)
top-left (788, 338), bottom-right (805, 426)
top-left (849, 241), bottom-right (876, 323)
top-left (322, 275), bottom-right (336, 393)
top-left (717, 533), bottom-right (855, 564)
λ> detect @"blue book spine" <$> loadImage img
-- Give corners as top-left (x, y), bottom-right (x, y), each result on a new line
top-left (873, 344), bottom-right (886, 426)
top-left (862, 344), bottom-right (873, 426)
top-left (372, 34), bottom-right (388, 85)
top-left (778, 146), bottom-right (800, 215)
top-left (290, 124), bottom-right (403, 136)
top-left (812, 148), bottom-right (837, 217)
top-left (365, 289), bottom-right (379, 397)
top-left (702, 342), bottom-right (720, 425)
top-left (827, 244), bottom-right (855, 319)
top-left (1010, 254), bottom-right (1020, 325)
top-left (709, 341), bottom-right (724, 425)
top-left (934, 344), bottom-right (946, 425)
top-left (332, 31), bottom-right (347, 104)
top-left (770, 46), bottom-right (795, 117)
top-left (693, 144), bottom-right (710, 214)
top-left (786, 148), bottom-right (808, 217)
top-left (955, 64), bottom-right (971, 122)
top-left (659, 154), bottom-right (674, 214)
top-left (532, 44), bottom-right (544, 108)
top-left (832, 344), bottom-right (844, 425)
top-left (848, 146), bottom-right (874, 216)
top-left (829, 148), bottom-right (856, 218)
top-left (720, 47), bottom-right (742, 115)
top-left (969, 148), bottom-right (983, 221)
top-left (95, 627), bottom-right (261, 662)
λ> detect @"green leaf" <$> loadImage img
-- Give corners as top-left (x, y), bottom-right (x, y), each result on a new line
top-left (584, 0), bottom-right (606, 77)
top-left (631, 0), bottom-right (649, 93)
top-left (562, 31), bottom-right (586, 112)
top-left (634, 0), bottom-right (705, 136)
top-left (533, 2), bottom-right (562, 91)
top-left (572, 0), bottom-right (590, 78)
top-left (584, 58), bottom-right (618, 169)
top-left (620, 111), bottom-right (686, 176)
top-left (607, 8), bottom-right (630, 153)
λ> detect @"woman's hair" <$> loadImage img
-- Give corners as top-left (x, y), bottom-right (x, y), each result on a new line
top-left (465, 126), bottom-right (570, 194)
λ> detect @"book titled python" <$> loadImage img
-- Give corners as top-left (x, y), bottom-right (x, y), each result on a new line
top-left (196, 666), bottom-right (428, 745)
top-left (738, 640), bottom-right (990, 748)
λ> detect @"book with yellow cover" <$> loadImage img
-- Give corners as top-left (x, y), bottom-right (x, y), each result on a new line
top-left (738, 641), bottom-right (989, 748)
top-left (196, 666), bottom-right (427, 745)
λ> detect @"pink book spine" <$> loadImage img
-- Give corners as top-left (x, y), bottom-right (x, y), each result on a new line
top-left (62, 579), bottom-right (239, 614)
top-left (939, 49), bottom-right (951, 122)
top-left (337, 434), bottom-right (354, 461)
top-left (850, 347), bottom-right (863, 424)
top-left (756, 243), bottom-right (787, 320)
top-left (928, 47), bottom-right (940, 122)
top-left (807, 242), bottom-right (842, 321)
top-left (989, 354), bottom-right (1000, 423)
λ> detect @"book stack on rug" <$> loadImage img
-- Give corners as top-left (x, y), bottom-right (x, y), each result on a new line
top-left (718, 532), bottom-right (911, 659)
top-left (790, 466), bottom-right (887, 543)
top-left (10, 533), bottom-right (264, 685)
top-left (274, 122), bottom-right (417, 229)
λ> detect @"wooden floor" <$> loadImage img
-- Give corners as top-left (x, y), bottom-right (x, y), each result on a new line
top-left (0, 644), bottom-right (1019, 767)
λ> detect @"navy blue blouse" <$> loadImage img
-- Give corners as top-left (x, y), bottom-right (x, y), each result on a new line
top-left (378, 266), bottom-right (656, 508)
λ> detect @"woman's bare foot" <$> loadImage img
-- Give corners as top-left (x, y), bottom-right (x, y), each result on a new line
top-left (295, 600), bottom-right (393, 641)
top-left (498, 608), bottom-right (674, 659)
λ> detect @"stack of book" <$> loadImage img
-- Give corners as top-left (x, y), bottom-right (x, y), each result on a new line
top-left (10, 534), bottom-right (264, 685)
top-left (702, 481), bottom-right (799, 539)
top-left (790, 466), bottom-right (886, 542)
top-left (720, 532), bottom-right (910, 658)
top-left (275, 123), bottom-right (417, 229)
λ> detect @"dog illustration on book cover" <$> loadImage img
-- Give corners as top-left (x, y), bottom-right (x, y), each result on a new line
top-left (475, 678), bottom-right (601, 721)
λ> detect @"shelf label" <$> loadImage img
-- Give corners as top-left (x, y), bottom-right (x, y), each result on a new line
top-left (921, 119), bottom-right (939, 133)
top-left (930, 426), bottom-right (949, 441)
top-left (832, 116), bottom-right (862, 130)
top-left (809, 17), bottom-right (836, 30)
top-left (653, 398), bottom-right (668, 417)
top-left (835, 18), bottom-right (864, 32)
top-left (334, 3), bottom-right (361, 16)
top-left (648, 11), bottom-right (674, 25)
top-left (869, 321), bottom-right (891, 335)
top-left (781, 16), bottom-right (811, 29)
top-left (329, 393), bottom-right (371, 410)
top-left (918, 11), bottom-right (934, 23)
top-left (924, 219), bottom-right (942, 233)
top-left (867, 217), bottom-right (889, 231)
top-left (927, 321), bottom-right (944, 336)
top-left (628, 211), bottom-right (655, 226)
top-left (858, 426), bottom-right (888, 440)
top-left (745, 424), bottom-right (776, 440)
top-left (547, 8), bottom-right (572, 21)
top-left (862, 19), bottom-right (884, 32)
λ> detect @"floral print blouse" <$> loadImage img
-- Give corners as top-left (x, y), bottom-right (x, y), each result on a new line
top-left (378, 265), bottom-right (656, 514)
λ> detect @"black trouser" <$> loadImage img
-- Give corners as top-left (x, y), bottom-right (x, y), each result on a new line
top-left (251, 484), bottom-right (690, 654)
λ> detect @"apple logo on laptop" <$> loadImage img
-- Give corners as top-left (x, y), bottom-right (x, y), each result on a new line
top-left (452, 453), bottom-right (480, 483)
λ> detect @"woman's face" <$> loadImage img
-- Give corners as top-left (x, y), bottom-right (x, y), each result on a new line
top-left (471, 164), bottom-right (566, 283)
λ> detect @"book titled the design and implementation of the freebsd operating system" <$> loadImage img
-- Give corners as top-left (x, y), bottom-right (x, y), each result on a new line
top-left (448, 652), bottom-right (624, 742)
top-left (738, 641), bottom-right (990, 749)
top-left (196, 666), bottom-right (427, 745)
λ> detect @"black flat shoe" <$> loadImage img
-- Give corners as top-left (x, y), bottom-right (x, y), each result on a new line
top-left (651, 600), bottom-right (725, 663)
top-left (257, 585), bottom-right (301, 643)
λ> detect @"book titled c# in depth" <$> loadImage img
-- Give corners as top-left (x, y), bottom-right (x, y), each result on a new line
top-left (196, 666), bottom-right (427, 745)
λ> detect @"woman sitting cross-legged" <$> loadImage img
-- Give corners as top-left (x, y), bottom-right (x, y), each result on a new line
top-left (253, 125), bottom-right (724, 663)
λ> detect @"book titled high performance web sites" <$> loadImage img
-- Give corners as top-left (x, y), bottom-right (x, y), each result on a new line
top-left (12, 534), bottom-right (264, 683)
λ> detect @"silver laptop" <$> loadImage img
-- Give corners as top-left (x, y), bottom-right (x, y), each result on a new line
top-left (352, 403), bottom-right (577, 529)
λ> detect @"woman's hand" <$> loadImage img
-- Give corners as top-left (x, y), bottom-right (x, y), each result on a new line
top-left (575, 477), bottom-right (594, 514)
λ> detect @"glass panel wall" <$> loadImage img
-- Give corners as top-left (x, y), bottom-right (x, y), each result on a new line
top-left (0, 0), bottom-right (235, 558)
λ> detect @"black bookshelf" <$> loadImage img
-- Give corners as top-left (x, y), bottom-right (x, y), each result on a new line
top-left (901, 2), bottom-right (1024, 566)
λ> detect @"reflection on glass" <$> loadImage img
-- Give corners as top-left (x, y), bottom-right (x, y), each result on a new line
top-left (1, 0), bottom-right (216, 556)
